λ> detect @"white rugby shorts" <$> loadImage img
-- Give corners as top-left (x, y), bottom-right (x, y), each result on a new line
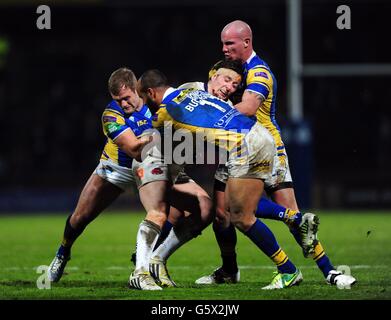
top-left (94, 160), bottom-right (135, 191)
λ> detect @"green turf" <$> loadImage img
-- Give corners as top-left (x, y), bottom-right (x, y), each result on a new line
top-left (0, 211), bottom-right (390, 300)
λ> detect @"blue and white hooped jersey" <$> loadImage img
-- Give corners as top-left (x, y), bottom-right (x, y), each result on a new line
top-left (100, 100), bottom-right (152, 168)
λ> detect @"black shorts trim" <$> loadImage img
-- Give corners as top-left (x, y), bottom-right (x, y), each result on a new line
top-left (266, 181), bottom-right (294, 196)
top-left (213, 179), bottom-right (226, 192)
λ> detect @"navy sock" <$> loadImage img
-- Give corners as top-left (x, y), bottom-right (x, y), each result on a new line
top-left (244, 219), bottom-right (296, 274)
top-left (316, 254), bottom-right (334, 278)
top-left (57, 244), bottom-right (71, 258)
top-left (61, 215), bottom-right (85, 253)
top-left (255, 197), bottom-right (286, 221)
top-left (256, 197), bottom-right (302, 227)
top-left (153, 220), bottom-right (173, 251)
top-left (213, 222), bottom-right (238, 274)
top-left (290, 228), bottom-right (335, 278)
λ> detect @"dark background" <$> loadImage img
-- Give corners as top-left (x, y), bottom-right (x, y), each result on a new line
top-left (0, 0), bottom-right (390, 212)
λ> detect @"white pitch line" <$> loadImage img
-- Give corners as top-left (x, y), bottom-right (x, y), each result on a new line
top-left (1, 265), bottom-right (386, 271)
top-left (169, 265), bottom-right (384, 270)
top-left (2, 266), bottom-right (80, 271)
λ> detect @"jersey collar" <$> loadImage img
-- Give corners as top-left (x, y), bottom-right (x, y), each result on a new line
top-left (245, 51), bottom-right (257, 65)
top-left (162, 87), bottom-right (176, 101)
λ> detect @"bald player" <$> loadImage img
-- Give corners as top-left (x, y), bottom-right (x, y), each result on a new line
top-left (196, 20), bottom-right (356, 289)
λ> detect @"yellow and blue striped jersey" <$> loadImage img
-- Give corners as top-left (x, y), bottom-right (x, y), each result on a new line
top-left (101, 101), bottom-right (152, 168)
top-left (244, 52), bottom-right (284, 149)
top-left (152, 88), bottom-right (256, 151)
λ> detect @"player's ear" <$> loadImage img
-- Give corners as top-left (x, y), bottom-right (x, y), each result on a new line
top-left (244, 38), bottom-right (250, 48)
top-left (147, 88), bottom-right (154, 98)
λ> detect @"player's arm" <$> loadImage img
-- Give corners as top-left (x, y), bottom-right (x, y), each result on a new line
top-left (102, 109), bottom-right (152, 161)
top-left (114, 129), bottom-right (152, 162)
top-left (234, 90), bottom-right (264, 116)
top-left (234, 67), bottom-right (272, 116)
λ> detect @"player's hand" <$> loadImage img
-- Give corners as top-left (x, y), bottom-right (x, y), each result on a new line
top-left (139, 134), bottom-right (153, 144)
top-left (137, 129), bottom-right (161, 162)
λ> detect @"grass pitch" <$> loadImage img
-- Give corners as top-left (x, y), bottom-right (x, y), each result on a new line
top-left (0, 211), bottom-right (390, 300)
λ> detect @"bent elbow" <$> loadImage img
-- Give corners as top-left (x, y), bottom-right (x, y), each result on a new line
top-left (243, 109), bottom-right (257, 117)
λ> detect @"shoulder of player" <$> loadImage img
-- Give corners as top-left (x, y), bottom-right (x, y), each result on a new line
top-left (247, 55), bottom-right (274, 75)
top-left (102, 101), bottom-right (125, 118)
top-left (246, 64), bottom-right (274, 86)
top-left (178, 81), bottom-right (204, 90)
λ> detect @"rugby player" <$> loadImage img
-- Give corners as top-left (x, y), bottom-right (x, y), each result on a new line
top-left (47, 68), bottom-right (153, 283)
top-left (196, 20), bottom-right (356, 288)
top-left (137, 69), bottom-right (304, 290)
top-left (143, 60), bottom-right (317, 289)
top-left (47, 68), bottom-right (211, 291)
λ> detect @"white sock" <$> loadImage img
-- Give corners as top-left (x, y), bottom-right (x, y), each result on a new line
top-left (135, 220), bottom-right (161, 274)
top-left (151, 226), bottom-right (194, 262)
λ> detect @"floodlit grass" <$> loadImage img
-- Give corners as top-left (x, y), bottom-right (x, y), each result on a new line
top-left (1, 211), bottom-right (390, 300)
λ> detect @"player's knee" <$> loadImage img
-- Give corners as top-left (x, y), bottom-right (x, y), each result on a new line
top-left (229, 208), bottom-right (254, 232)
top-left (229, 207), bottom-right (242, 226)
top-left (230, 216), bottom-right (245, 232)
top-left (231, 218), bottom-right (253, 233)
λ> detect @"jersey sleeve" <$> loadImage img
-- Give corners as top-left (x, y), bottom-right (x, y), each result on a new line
top-left (152, 107), bottom-right (167, 129)
top-left (245, 67), bottom-right (273, 100)
top-left (101, 109), bottom-right (130, 140)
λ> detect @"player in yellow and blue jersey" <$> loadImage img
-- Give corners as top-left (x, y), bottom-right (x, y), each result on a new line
top-left (129, 59), bottom-right (244, 285)
top-left (137, 69), bottom-right (304, 290)
top-left (196, 20), bottom-right (355, 289)
top-left (47, 68), bottom-right (211, 291)
top-left (151, 60), bottom-right (327, 288)
top-left (47, 68), bottom-right (155, 284)
top-left (100, 100), bottom-right (152, 168)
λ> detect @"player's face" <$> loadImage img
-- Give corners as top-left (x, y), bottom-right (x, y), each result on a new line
top-left (111, 86), bottom-right (140, 114)
top-left (221, 34), bottom-right (246, 62)
top-left (137, 82), bottom-right (160, 112)
top-left (142, 93), bottom-right (159, 111)
top-left (209, 68), bottom-right (241, 100)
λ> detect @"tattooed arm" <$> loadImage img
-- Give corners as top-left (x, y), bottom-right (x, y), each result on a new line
top-left (234, 90), bottom-right (263, 116)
